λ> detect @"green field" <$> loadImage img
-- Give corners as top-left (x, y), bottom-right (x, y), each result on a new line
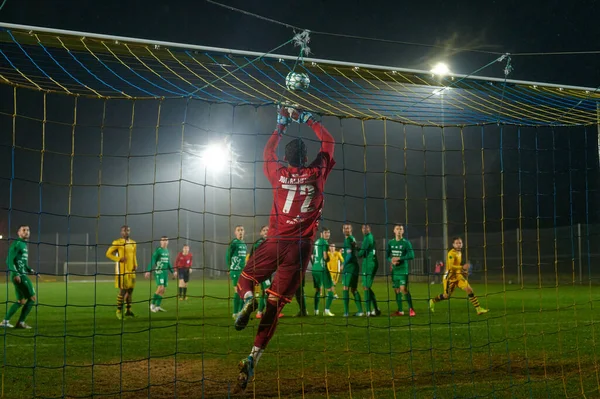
top-left (0, 278), bottom-right (599, 399)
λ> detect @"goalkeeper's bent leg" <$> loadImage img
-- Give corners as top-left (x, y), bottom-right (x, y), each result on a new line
top-left (254, 298), bottom-right (286, 350)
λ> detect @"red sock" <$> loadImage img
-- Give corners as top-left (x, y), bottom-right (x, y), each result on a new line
top-left (254, 299), bottom-right (285, 349)
top-left (236, 273), bottom-right (255, 299)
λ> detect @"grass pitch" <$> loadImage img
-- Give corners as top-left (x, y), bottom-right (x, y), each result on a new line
top-left (0, 278), bottom-right (599, 398)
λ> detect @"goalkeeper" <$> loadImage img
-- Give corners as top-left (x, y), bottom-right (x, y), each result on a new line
top-left (247, 226), bottom-right (282, 319)
top-left (145, 236), bottom-right (174, 313)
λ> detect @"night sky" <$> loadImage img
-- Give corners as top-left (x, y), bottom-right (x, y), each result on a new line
top-left (3, 0), bottom-right (600, 86)
top-left (0, 1), bottom-right (598, 280)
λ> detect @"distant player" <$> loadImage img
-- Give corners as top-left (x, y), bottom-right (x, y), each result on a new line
top-left (342, 223), bottom-right (364, 317)
top-left (311, 228), bottom-right (335, 316)
top-left (386, 224), bottom-right (416, 316)
top-left (175, 244), bottom-right (193, 300)
top-left (429, 237), bottom-right (489, 315)
top-left (326, 244), bottom-right (343, 298)
top-left (227, 225), bottom-right (247, 318)
top-left (145, 236), bottom-right (174, 313)
top-left (1, 225), bottom-right (36, 329)
top-left (358, 224), bottom-right (380, 316)
top-left (233, 105), bottom-right (335, 392)
top-left (106, 225), bottom-right (138, 319)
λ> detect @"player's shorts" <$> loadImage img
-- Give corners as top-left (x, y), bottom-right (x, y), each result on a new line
top-left (443, 276), bottom-right (469, 296)
top-left (115, 271), bottom-right (136, 290)
top-left (241, 238), bottom-right (312, 302)
top-left (13, 275), bottom-right (35, 301)
top-left (361, 265), bottom-right (378, 289)
top-left (230, 271), bottom-right (241, 286)
top-left (392, 272), bottom-right (409, 289)
top-left (178, 268), bottom-right (190, 283)
top-left (154, 271), bottom-right (168, 287)
top-left (342, 268), bottom-right (359, 289)
top-left (312, 269), bottom-right (334, 290)
top-left (329, 268), bottom-right (340, 284)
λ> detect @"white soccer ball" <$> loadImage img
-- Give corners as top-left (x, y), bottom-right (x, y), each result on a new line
top-left (285, 72), bottom-right (310, 92)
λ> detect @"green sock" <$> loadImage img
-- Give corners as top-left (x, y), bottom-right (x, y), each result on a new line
top-left (353, 292), bottom-right (363, 313)
top-left (18, 300), bottom-right (34, 323)
top-left (314, 291), bottom-right (321, 312)
top-left (405, 292), bottom-right (414, 310)
top-left (325, 291), bottom-right (334, 310)
top-left (369, 289), bottom-right (378, 311)
top-left (155, 295), bottom-right (163, 307)
top-left (343, 290), bottom-right (350, 314)
top-left (364, 289), bottom-right (371, 313)
top-left (258, 293), bottom-right (266, 313)
top-left (5, 303), bottom-right (21, 321)
top-left (151, 294), bottom-right (157, 305)
top-left (233, 293), bottom-right (241, 313)
top-left (396, 292), bottom-right (403, 312)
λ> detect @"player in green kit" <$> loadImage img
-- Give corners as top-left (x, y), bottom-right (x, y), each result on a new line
top-left (227, 225), bottom-right (247, 319)
top-left (358, 224), bottom-right (381, 316)
top-left (387, 224), bottom-right (416, 316)
top-left (1, 225), bottom-right (36, 329)
top-left (311, 228), bottom-right (335, 316)
top-left (145, 236), bottom-right (174, 313)
top-left (341, 223), bottom-right (364, 317)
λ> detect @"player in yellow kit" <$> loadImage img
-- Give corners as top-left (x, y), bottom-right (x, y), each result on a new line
top-left (327, 244), bottom-right (343, 298)
top-left (429, 237), bottom-right (488, 315)
top-left (106, 225), bottom-right (139, 320)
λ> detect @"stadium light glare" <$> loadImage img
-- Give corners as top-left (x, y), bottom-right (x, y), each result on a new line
top-left (431, 62), bottom-right (451, 76)
top-left (201, 142), bottom-right (231, 173)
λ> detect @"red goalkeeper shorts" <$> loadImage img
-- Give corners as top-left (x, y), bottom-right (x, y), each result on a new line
top-left (242, 238), bottom-right (312, 301)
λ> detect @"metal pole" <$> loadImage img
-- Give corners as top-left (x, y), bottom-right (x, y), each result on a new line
top-left (186, 212), bottom-right (190, 246)
top-left (441, 100), bottom-right (449, 270)
top-left (85, 232), bottom-right (89, 276)
top-left (578, 223), bottom-right (582, 284)
top-left (55, 232), bottom-right (59, 277)
top-left (516, 228), bottom-right (521, 285)
top-left (213, 188), bottom-right (217, 278)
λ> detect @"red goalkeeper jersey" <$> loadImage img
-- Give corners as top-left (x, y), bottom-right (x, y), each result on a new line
top-left (175, 253), bottom-right (193, 269)
top-left (263, 119), bottom-right (335, 241)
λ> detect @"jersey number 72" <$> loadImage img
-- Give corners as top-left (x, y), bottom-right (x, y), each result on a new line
top-left (281, 184), bottom-right (315, 214)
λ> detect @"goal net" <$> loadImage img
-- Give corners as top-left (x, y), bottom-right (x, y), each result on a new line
top-left (0, 22), bottom-right (599, 399)
top-left (63, 261), bottom-right (118, 282)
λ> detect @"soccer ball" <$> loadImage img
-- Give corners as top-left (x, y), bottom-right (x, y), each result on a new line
top-left (285, 72), bottom-right (310, 92)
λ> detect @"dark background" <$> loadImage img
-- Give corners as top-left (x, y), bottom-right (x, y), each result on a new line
top-left (0, 0), bottom-right (599, 283)
top-left (2, 0), bottom-right (600, 86)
